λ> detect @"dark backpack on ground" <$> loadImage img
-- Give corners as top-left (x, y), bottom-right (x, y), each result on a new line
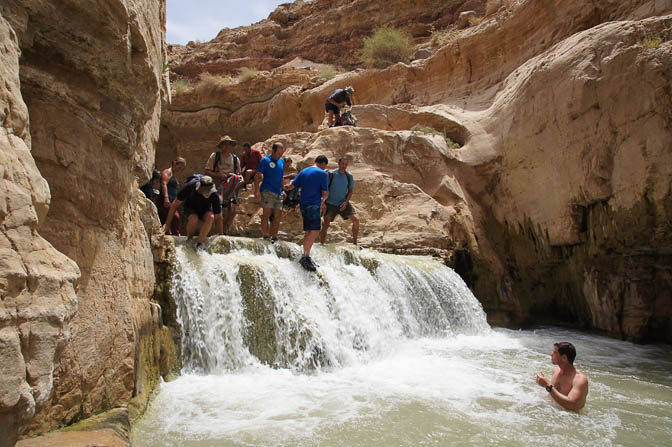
top-left (283, 187), bottom-right (301, 209)
top-left (335, 111), bottom-right (356, 127)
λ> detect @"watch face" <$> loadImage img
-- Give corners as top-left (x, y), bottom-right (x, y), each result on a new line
top-left (269, 162), bottom-right (276, 169)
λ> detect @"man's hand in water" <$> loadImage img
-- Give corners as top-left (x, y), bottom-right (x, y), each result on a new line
top-left (536, 371), bottom-right (550, 388)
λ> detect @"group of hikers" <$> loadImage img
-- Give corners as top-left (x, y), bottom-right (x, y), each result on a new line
top-left (142, 86), bottom-right (359, 271)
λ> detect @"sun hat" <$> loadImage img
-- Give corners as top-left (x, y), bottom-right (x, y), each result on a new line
top-left (197, 176), bottom-right (217, 195)
top-left (217, 135), bottom-right (237, 147)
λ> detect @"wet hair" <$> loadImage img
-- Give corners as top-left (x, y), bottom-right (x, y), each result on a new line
top-left (315, 155), bottom-right (328, 165)
top-left (173, 157), bottom-right (186, 167)
top-left (554, 342), bottom-right (577, 364)
top-left (150, 169), bottom-right (160, 182)
top-left (272, 142), bottom-right (283, 152)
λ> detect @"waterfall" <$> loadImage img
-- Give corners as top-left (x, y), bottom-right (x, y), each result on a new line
top-left (170, 237), bottom-right (490, 374)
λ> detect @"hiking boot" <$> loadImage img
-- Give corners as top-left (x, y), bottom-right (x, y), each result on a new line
top-left (299, 255), bottom-right (317, 272)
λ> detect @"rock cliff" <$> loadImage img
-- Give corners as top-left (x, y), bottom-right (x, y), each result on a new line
top-left (160, 0), bottom-right (672, 343)
top-left (1, 0), bottom-right (176, 444)
top-left (2, 0), bottom-right (672, 444)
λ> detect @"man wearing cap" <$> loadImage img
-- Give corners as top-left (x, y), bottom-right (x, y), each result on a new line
top-left (205, 135), bottom-right (242, 235)
top-left (320, 155), bottom-right (360, 247)
top-left (325, 86), bottom-right (354, 127)
top-left (162, 175), bottom-right (221, 249)
top-left (285, 155), bottom-right (329, 271)
top-left (254, 142), bottom-right (286, 242)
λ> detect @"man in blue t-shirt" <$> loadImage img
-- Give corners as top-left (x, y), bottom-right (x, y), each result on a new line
top-left (320, 156), bottom-right (360, 247)
top-left (254, 142), bottom-right (286, 241)
top-left (286, 155), bottom-right (329, 271)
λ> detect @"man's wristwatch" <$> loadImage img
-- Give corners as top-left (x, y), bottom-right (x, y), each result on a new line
top-left (545, 385), bottom-right (553, 392)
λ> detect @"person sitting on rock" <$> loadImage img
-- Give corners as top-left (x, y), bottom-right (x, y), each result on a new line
top-left (162, 175), bottom-right (221, 249)
top-left (157, 157), bottom-right (187, 236)
top-left (320, 156), bottom-right (360, 247)
top-left (205, 135), bottom-right (241, 235)
top-left (240, 142), bottom-right (262, 189)
top-left (325, 86), bottom-right (354, 127)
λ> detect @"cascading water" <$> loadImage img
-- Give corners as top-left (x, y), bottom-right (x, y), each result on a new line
top-left (133, 238), bottom-right (672, 447)
top-left (171, 237), bottom-right (489, 373)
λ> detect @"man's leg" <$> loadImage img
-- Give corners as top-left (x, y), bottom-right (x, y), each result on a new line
top-left (223, 204), bottom-right (237, 234)
top-left (303, 230), bottom-right (321, 256)
top-left (350, 214), bottom-right (360, 245)
top-left (186, 213), bottom-right (199, 239)
top-left (198, 212), bottom-right (215, 244)
top-left (244, 169), bottom-right (255, 185)
top-left (270, 208), bottom-right (282, 238)
top-left (260, 207), bottom-right (272, 237)
top-left (320, 214), bottom-right (333, 244)
top-left (327, 110), bottom-right (334, 127)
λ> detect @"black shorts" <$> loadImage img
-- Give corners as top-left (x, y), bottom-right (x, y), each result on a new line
top-left (325, 101), bottom-right (340, 114)
top-left (324, 203), bottom-right (356, 220)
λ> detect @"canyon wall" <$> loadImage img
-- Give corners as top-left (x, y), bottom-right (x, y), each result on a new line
top-left (1, 0), bottom-right (175, 443)
top-left (161, 0), bottom-right (672, 342)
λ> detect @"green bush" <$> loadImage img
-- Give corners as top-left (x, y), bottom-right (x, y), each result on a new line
top-left (318, 65), bottom-right (337, 80)
top-left (172, 79), bottom-right (193, 95)
top-left (361, 26), bottom-right (414, 69)
top-left (411, 124), bottom-right (461, 149)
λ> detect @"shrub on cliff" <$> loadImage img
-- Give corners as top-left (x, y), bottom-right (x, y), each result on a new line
top-left (361, 26), bottom-right (414, 68)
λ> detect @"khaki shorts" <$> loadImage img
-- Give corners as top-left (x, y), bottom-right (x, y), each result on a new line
top-left (261, 189), bottom-right (283, 210)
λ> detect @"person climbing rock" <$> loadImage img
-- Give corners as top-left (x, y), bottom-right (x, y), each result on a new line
top-left (325, 86), bottom-right (354, 127)
top-left (285, 155), bottom-right (329, 271)
top-left (320, 156), bottom-right (360, 247)
top-left (162, 175), bottom-right (221, 249)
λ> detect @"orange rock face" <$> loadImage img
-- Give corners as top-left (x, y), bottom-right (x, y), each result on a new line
top-left (160, 0), bottom-right (672, 343)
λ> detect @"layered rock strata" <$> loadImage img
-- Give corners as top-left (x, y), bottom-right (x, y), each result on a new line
top-left (0, 14), bottom-right (79, 447)
top-left (2, 0), bottom-right (178, 442)
top-left (159, 0), bottom-right (672, 342)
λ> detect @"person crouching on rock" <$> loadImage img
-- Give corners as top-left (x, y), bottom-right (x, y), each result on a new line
top-left (162, 175), bottom-right (221, 249)
top-left (325, 86), bottom-right (354, 128)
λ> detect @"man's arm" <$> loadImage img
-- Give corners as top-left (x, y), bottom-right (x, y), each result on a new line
top-left (340, 187), bottom-right (354, 211)
top-left (162, 199), bottom-right (183, 233)
top-left (550, 375), bottom-right (588, 412)
top-left (204, 152), bottom-right (222, 182)
top-left (254, 171), bottom-right (262, 201)
top-left (161, 169), bottom-right (171, 207)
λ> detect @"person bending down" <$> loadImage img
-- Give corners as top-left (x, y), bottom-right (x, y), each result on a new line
top-left (162, 175), bottom-right (221, 249)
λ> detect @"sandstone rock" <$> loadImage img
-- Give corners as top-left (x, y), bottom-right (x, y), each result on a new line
top-left (458, 11), bottom-right (478, 29)
top-left (0, 13), bottom-right (80, 447)
top-left (156, 0), bottom-right (672, 343)
top-left (3, 0), bottom-right (174, 439)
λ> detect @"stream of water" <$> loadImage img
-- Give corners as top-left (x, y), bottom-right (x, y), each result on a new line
top-left (132, 240), bottom-right (672, 446)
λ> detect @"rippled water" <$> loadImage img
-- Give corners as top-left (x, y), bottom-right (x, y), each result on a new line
top-left (132, 241), bottom-right (672, 446)
top-left (132, 327), bottom-right (672, 446)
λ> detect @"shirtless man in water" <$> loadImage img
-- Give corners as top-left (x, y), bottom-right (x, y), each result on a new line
top-left (536, 342), bottom-right (589, 412)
